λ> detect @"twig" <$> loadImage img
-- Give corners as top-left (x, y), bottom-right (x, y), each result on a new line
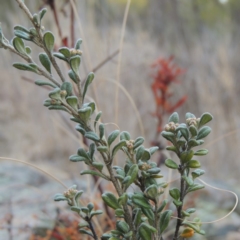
top-left (173, 173), bottom-right (185, 240)
top-left (92, 49), bottom-right (119, 73)
top-left (15, 0), bottom-right (66, 83)
top-left (86, 217), bottom-right (98, 240)
top-left (3, 43), bottom-right (60, 87)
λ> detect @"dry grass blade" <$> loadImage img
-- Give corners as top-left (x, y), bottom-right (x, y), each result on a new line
top-left (115, 0), bottom-right (132, 125)
top-left (0, 157), bottom-right (68, 189)
top-left (167, 177), bottom-right (238, 225)
top-left (98, 77), bottom-right (145, 138)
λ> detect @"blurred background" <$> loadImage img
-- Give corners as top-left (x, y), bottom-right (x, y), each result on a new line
top-left (0, 0), bottom-right (240, 239)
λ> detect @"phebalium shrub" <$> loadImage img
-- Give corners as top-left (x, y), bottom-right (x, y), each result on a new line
top-left (0, 1), bottom-right (217, 240)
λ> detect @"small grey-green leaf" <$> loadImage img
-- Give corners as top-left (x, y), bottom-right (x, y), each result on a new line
top-left (196, 126), bottom-right (211, 140)
top-left (165, 159), bottom-right (178, 169)
top-left (188, 139), bottom-right (199, 148)
top-left (133, 208), bottom-right (142, 227)
top-left (133, 137), bottom-right (144, 150)
top-left (139, 223), bottom-right (156, 240)
top-left (81, 170), bottom-right (109, 180)
top-left (141, 149), bottom-right (151, 161)
top-left (159, 210), bottom-right (172, 234)
top-left (49, 87), bottom-right (61, 100)
top-left (108, 130), bottom-right (120, 146)
top-left (90, 210), bottom-right (103, 218)
top-left (132, 193), bottom-right (151, 209)
top-left (74, 190), bottom-right (84, 204)
top-left (78, 107), bottom-right (92, 123)
top-left (157, 199), bottom-right (168, 213)
top-left (145, 184), bottom-right (158, 200)
top-left (69, 154), bottom-right (87, 162)
top-left (89, 143), bottom-right (95, 159)
top-left (28, 63), bottom-right (38, 72)
top-left (169, 188), bottom-right (180, 200)
top-left (39, 8), bottom-right (47, 21)
top-left (35, 80), bottom-right (56, 88)
top-left (25, 46), bottom-right (31, 54)
top-left (186, 112), bottom-right (196, 119)
top-left (149, 146), bottom-right (159, 155)
top-left (116, 221), bottom-right (129, 233)
top-left (166, 146), bottom-right (177, 153)
top-left (77, 148), bottom-right (91, 160)
top-left (53, 52), bottom-right (68, 62)
top-left (112, 140), bottom-right (126, 158)
top-left (54, 194), bottom-right (67, 202)
top-left (43, 31), bottom-right (55, 52)
top-left (92, 162), bottom-right (104, 172)
top-left (13, 63), bottom-right (37, 73)
top-left (168, 112), bottom-right (179, 123)
top-left (67, 70), bottom-right (77, 84)
top-left (70, 55), bottom-right (81, 76)
top-left (32, 13), bottom-right (39, 24)
top-left (180, 150), bottom-right (194, 163)
top-left (43, 99), bottom-right (52, 107)
top-left (99, 124), bottom-right (105, 139)
top-left (118, 193), bottom-right (128, 206)
top-left (87, 203), bottom-right (94, 212)
top-left (187, 160), bottom-right (201, 168)
top-left (194, 149), bottom-right (208, 156)
top-left (173, 199), bottom-right (182, 207)
top-left (176, 125), bottom-right (189, 140)
top-left (29, 27), bottom-right (37, 36)
top-left (115, 208), bottom-right (124, 217)
top-left (138, 223), bottom-right (153, 240)
top-left (124, 164), bottom-right (139, 188)
top-left (187, 184), bottom-right (204, 193)
top-left (97, 146), bottom-right (108, 152)
top-left (120, 131), bottom-right (131, 141)
top-left (102, 192), bottom-right (121, 209)
top-left (48, 105), bottom-right (68, 112)
top-left (199, 112), bottom-right (213, 128)
top-left (75, 125), bottom-right (86, 135)
top-left (75, 38), bottom-right (82, 49)
top-left (182, 176), bottom-right (194, 186)
top-left (82, 72), bottom-right (94, 101)
top-left (39, 53), bottom-right (51, 73)
top-left (66, 96), bottom-right (78, 110)
top-left (189, 125), bottom-right (198, 137)
top-left (59, 47), bottom-right (70, 58)
top-left (136, 146), bottom-right (145, 161)
top-left (161, 131), bottom-right (175, 142)
top-left (13, 37), bottom-right (26, 55)
top-left (61, 82), bottom-right (72, 96)
top-left (94, 111), bottom-right (102, 130)
top-left (146, 167), bottom-right (161, 174)
top-left (85, 131), bottom-right (100, 142)
top-left (14, 27), bottom-right (33, 41)
top-left (191, 169), bottom-right (205, 179)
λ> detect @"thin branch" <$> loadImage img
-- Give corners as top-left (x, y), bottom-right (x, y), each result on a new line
top-left (86, 217), bottom-right (98, 240)
top-left (81, 49), bottom-right (120, 86)
top-left (15, 0), bottom-right (66, 83)
top-left (3, 42), bottom-right (60, 87)
top-left (92, 49), bottom-right (119, 73)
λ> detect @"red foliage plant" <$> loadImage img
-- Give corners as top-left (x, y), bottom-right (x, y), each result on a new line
top-left (151, 56), bottom-right (187, 134)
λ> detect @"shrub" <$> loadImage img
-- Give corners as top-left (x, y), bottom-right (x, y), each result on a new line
top-left (0, 1), bottom-right (214, 239)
